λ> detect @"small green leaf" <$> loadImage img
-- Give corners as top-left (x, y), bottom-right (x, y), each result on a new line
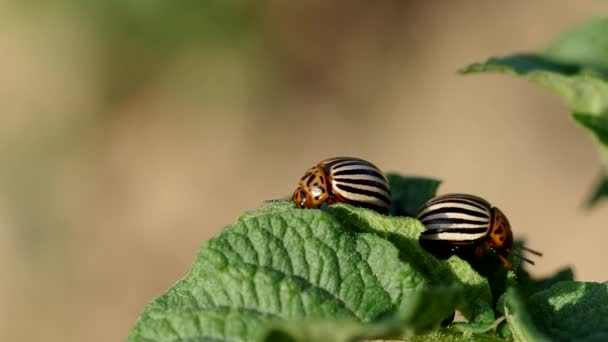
top-left (387, 173), bottom-right (441, 217)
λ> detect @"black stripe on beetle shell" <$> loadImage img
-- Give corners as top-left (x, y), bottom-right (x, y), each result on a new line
top-left (417, 206), bottom-right (490, 221)
top-left (332, 168), bottom-right (385, 180)
top-left (324, 159), bottom-right (376, 174)
top-left (333, 177), bottom-right (390, 192)
top-left (330, 160), bottom-right (372, 169)
top-left (335, 183), bottom-right (390, 204)
top-left (426, 198), bottom-right (489, 212)
top-left (422, 217), bottom-right (488, 225)
top-left (428, 196), bottom-right (489, 209)
top-left (421, 227), bottom-right (488, 235)
top-left (323, 158), bottom-right (361, 168)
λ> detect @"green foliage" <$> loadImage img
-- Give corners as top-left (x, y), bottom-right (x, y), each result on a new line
top-left (527, 281), bottom-right (608, 341)
top-left (386, 174), bottom-right (441, 217)
top-left (503, 288), bottom-right (551, 342)
top-left (129, 17), bottom-right (608, 342)
top-left (460, 17), bottom-right (608, 206)
top-left (128, 173), bottom-right (607, 342)
top-left (505, 282), bottom-right (608, 342)
top-left (128, 176), bottom-right (496, 342)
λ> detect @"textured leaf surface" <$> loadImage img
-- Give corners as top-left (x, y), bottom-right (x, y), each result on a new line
top-left (406, 328), bottom-right (506, 342)
top-left (129, 185), bottom-right (498, 342)
top-left (528, 281), bottom-right (608, 342)
top-left (128, 16), bottom-right (608, 342)
top-left (329, 203), bottom-right (494, 324)
top-left (261, 285), bottom-right (465, 342)
top-left (460, 17), bottom-right (608, 206)
top-left (128, 174), bottom-right (506, 342)
top-left (128, 203), bottom-right (430, 341)
top-left (504, 289), bottom-right (550, 342)
top-left (505, 282), bottom-right (608, 342)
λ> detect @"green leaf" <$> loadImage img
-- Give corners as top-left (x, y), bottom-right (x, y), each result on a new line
top-left (128, 203), bottom-right (475, 342)
top-left (505, 282), bottom-right (608, 342)
top-left (460, 55), bottom-right (608, 115)
top-left (450, 300), bottom-right (497, 334)
top-left (387, 173), bottom-right (441, 217)
top-left (329, 203), bottom-right (493, 322)
top-left (261, 285), bottom-right (465, 342)
top-left (261, 319), bottom-right (393, 342)
top-left (129, 175), bottom-right (511, 341)
top-left (459, 17), bottom-right (608, 206)
top-left (528, 281), bottom-right (608, 342)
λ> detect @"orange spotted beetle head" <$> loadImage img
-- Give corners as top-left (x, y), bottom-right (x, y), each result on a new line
top-left (292, 166), bottom-right (329, 208)
top-left (489, 207), bottom-right (513, 251)
top-left (487, 206), bottom-right (515, 270)
top-left (292, 186), bottom-right (310, 208)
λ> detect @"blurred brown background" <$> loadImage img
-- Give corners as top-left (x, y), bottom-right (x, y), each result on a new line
top-left (1, 1), bottom-right (607, 341)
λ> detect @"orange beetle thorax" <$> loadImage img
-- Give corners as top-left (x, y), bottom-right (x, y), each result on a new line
top-left (292, 166), bottom-right (331, 208)
top-left (488, 207), bottom-right (514, 255)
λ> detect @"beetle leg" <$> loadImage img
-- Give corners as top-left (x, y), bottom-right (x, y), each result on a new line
top-left (497, 253), bottom-right (514, 271)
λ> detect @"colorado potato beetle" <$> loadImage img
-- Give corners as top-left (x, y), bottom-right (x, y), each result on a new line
top-left (292, 157), bottom-right (391, 213)
top-left (416, 193), bottom-right (541, 272)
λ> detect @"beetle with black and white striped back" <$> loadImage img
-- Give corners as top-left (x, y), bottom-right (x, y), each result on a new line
top-left (292, 157), bottom-right (391, 214)
top-left (416, 193), bottom-right (541, 272)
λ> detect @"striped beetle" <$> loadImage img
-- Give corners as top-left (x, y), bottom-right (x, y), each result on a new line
top-left (416, 193), bottom-right (541, 272)
top-left (292, 157), bottom-right (391, 213)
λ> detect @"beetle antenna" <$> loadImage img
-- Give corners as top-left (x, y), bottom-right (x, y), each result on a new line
top-left (264, 199), bottom-right (286, 204)
top-left (510, 252), bottom-right (536, 265)
top-left (520, 246), bottom-right (543, 257)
